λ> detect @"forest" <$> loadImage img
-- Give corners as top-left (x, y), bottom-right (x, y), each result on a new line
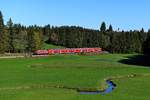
top-left (0, 11), bottom-right (150, 54)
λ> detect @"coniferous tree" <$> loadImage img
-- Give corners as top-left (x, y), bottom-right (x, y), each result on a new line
top-left (27, 26), bottom-right (42, 52)
top-left (43, 24), bottom-right (51, 36)
top-left (100, 22), bottom-right (106, 32)
top-left (99, 22), bottom-right (110, 49)
top-left (7, 18), bottom-right (15, 52)
top-left (13, 24), bottom-right (28, 53)
top-left (108, 24), bottom-right (113, 32)
top-left (74, 28), bottom-right (83, 48)
top-left (140, 28), bottom-right (144, 33)
top-left (0, 11), bottom-right (8, 53)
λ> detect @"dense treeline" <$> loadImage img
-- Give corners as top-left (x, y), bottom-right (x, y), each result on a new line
top-left (0, 11), bottom-right (43, 53)
top-left (47, 23), bottom-right (148, 54)
top-left (0, 11), bottom-right (150, 54)
top-left (46, 26), bottom-right (100, 48)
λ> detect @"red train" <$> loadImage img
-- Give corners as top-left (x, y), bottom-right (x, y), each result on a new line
top-left (34, 48), bottom-right (102, 55)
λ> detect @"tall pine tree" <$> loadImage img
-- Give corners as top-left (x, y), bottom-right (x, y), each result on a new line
top-left (0, 11), bottom-right (8, 53)
top-left (100, 22), bottom-right (106, 32)
top-left (108, 24), bottom-right (113, 32)
top-left (7, 18), bottom-right (14, 52)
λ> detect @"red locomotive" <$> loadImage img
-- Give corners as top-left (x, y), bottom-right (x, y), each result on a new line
top-left (34, 48), bottom-right (102, 55)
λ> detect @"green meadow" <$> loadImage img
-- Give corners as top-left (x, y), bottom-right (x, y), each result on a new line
top-left (42, 42), bottom-right (64, 49)
top-left (0, 54), bottom-right (150, 100)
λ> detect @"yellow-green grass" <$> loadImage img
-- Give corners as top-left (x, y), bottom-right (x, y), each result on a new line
top-left (42, 43), bottom-right (64, 49)
top-left (0, 54), bottom-right (150, 100)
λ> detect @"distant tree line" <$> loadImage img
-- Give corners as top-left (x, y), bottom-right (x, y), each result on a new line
top-left (47, 22), bottom-right (149, 54)
top-left (0, 11), bottom-right (150, 54)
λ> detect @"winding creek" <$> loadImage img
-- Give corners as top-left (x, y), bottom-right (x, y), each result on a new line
top-left (0, 80), bottom-right (117, 94)
top-left (79, 80), bottom-right (117, 94)
top-left (1, 74), bottom-right (150, 94)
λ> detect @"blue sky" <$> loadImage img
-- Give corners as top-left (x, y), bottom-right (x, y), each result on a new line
top-left (0, 0), bottom-right (150, 31)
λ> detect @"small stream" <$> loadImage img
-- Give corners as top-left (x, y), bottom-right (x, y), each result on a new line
top-left (79, 80), bottom-right (116, 94)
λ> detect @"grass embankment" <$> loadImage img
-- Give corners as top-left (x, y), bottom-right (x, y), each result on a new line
top-left (42, 43), bottom-right (64, 49)
top-left (0, 54), bottom-right (150, 100)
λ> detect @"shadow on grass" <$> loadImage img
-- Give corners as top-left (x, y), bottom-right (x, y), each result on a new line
top-left (119, 55), bottom-right (150, 67)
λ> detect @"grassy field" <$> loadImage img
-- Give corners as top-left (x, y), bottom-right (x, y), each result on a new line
top-left (0, 54), bottom-right (150, 100)
top-left (42, 42), bottom-right (64, 49)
